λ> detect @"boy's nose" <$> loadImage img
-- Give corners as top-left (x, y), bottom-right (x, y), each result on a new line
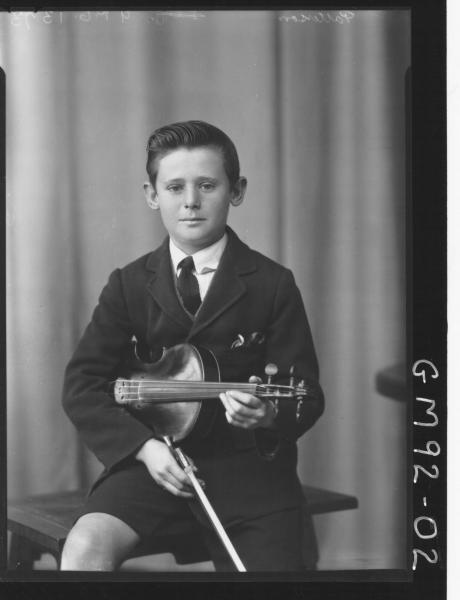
top-left (184, 188), bottom-right (201, 209)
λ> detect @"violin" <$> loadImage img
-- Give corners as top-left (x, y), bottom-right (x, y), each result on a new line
top-left (113, 343), bottom-right (307, 442)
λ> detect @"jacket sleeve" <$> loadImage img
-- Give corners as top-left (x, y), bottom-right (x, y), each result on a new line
top-left (254, 268), bottom-right (324, 457)
top-left (62, 269), bottom-right (154, 471)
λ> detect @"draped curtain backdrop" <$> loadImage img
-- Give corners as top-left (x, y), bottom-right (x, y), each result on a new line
top-left (2, 10), bottom-right (409, 569)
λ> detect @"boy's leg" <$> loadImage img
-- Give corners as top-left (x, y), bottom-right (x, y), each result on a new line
top-left (60, 461), bottom-right (197, 571)
top-left (61, 512), bottom-right (140, 571)
top-left (202, 508), bottom-right (304, 572)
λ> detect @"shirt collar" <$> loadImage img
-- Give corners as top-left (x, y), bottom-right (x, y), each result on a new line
top-left (169, 232), bottom-right (228, 275)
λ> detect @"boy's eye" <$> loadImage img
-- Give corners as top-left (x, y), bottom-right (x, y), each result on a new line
top-left (200, 182), bottom-right (216, 191)
top-left (165, 181), bottom-right (216, 193)
top-left (167, 184), bottom-right (183, 193)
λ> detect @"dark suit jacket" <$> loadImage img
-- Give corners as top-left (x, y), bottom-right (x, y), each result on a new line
top-left (62, 227), bottom-right (324, 525)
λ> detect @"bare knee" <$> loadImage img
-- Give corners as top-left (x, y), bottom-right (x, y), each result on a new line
top-left (60, 513), bottom-right (140, 571)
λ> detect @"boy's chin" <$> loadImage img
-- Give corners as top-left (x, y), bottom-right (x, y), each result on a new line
top-left (172, 230), bottom-right (224, 253)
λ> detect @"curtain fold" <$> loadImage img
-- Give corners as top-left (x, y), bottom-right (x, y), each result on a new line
top-left (3, 10), bottom-right (410, 569)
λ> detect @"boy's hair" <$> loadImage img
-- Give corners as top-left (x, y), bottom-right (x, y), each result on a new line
top-left (146, 120), bottom-right (240, 188)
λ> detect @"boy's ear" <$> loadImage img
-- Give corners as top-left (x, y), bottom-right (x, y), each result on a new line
top-left (144, 182), bottom-right (159, 210)
top-left (230, 176), bottom-right (247, 207)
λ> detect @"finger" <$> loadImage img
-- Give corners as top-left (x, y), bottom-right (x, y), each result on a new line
top-left (224, 410), bottom-right (255, 429)
top-left (159, 478), bottom-right (195, 498)
top-left (219, 392), bottom-right (231, 413)
top-left (168, 458), bottom-right (206, 488)
top-left (166, 465), bottom-right (195, 490)
top-left (151, 455), bottom-right (193, 490)
top-left (225, 392), bottom-right (263, 417)
top-left (222, 398), bottom-right (258, 425)
top-left (220, 393), bottom-right (246, 420)
top-left (226, 390), bottom-right (262, 409)
top-left (164, 467), bottom-right (207, 492)
top-left (220, 393), bottom-right (258, 428)
top-left (224, 392), bottom-right (253, 416)
top-left (184, 453), bottom-right (199, 472)
top-left (160, 471), bottom-right (195, 497)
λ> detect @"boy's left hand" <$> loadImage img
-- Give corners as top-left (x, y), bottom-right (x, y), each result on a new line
top-left (219, 376), bottom-right (278, 430)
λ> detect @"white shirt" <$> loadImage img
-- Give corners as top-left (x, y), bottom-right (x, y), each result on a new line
top-left (169, 233), bottom-right (228, 302)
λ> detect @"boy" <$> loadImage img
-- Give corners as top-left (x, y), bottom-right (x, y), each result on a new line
top-left (61, 120), bottom-right (324, 571)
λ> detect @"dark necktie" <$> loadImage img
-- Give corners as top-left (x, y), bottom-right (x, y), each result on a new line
top-left (177, 256), bottom-right (201, 315)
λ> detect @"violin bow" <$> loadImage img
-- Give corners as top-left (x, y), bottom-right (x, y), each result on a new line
top-left (162, 435), bottom-right (246, 572)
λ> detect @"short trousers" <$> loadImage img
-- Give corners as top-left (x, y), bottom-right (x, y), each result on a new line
top-left (76, 461), bottom-right (196, 537)
top-left (75, 461), bottom-right (307, 571)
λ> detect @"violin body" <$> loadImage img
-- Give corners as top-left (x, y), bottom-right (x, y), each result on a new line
top-left (114, 343), bottom-right (221, 442)
top-left (114, 342), bottom-right (307, 442)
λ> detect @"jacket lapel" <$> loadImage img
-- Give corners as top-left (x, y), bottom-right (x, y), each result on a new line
top-left (145, 238), bottom-right (193, 331)
top-left (188, 228), bottom-right (257, 339)
top-left (144, 229), bottom-right (258, 338)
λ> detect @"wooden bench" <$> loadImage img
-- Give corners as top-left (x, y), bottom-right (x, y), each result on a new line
top-left (8, 485), bottom-right (358, 571)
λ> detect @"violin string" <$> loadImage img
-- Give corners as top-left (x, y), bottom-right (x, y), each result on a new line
top-left (113, 381), bottom-right (306, 404)
top-left (116, 390), bottom-right (299, 398)
top-left (126, 394), bottom-right (294, 398)
top-left (117, 391), bottom-right (297, 398)
top-left (116, 386), bottom-right (257, 394)
top-left (118, 396), bottom-right (293, 402)
top-left (116, 381), bottom-right (256, 388)
top-left (116, 387), bottom-right (257, 393)
top-left (115, 381), bottom-right (297, 390)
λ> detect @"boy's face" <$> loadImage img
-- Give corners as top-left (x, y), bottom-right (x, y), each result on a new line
top-left (144, 146), bottom-right (246, 254)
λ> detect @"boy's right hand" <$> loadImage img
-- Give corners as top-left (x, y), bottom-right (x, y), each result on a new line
top-left (135, 438), bottom-right (200, 498)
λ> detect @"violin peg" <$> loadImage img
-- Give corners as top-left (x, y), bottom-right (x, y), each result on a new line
top-left (289, 365), bottom-right (295, 387)
top-left (264, 363), bottom-right (278, 384)
top-left (296, 399), bottom-right (304, 423)
top-left (296, 380), bottom-right (306, 400)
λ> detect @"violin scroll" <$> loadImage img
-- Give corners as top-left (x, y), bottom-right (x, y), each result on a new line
top-left (262, 363), bottom-right (308, 421)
